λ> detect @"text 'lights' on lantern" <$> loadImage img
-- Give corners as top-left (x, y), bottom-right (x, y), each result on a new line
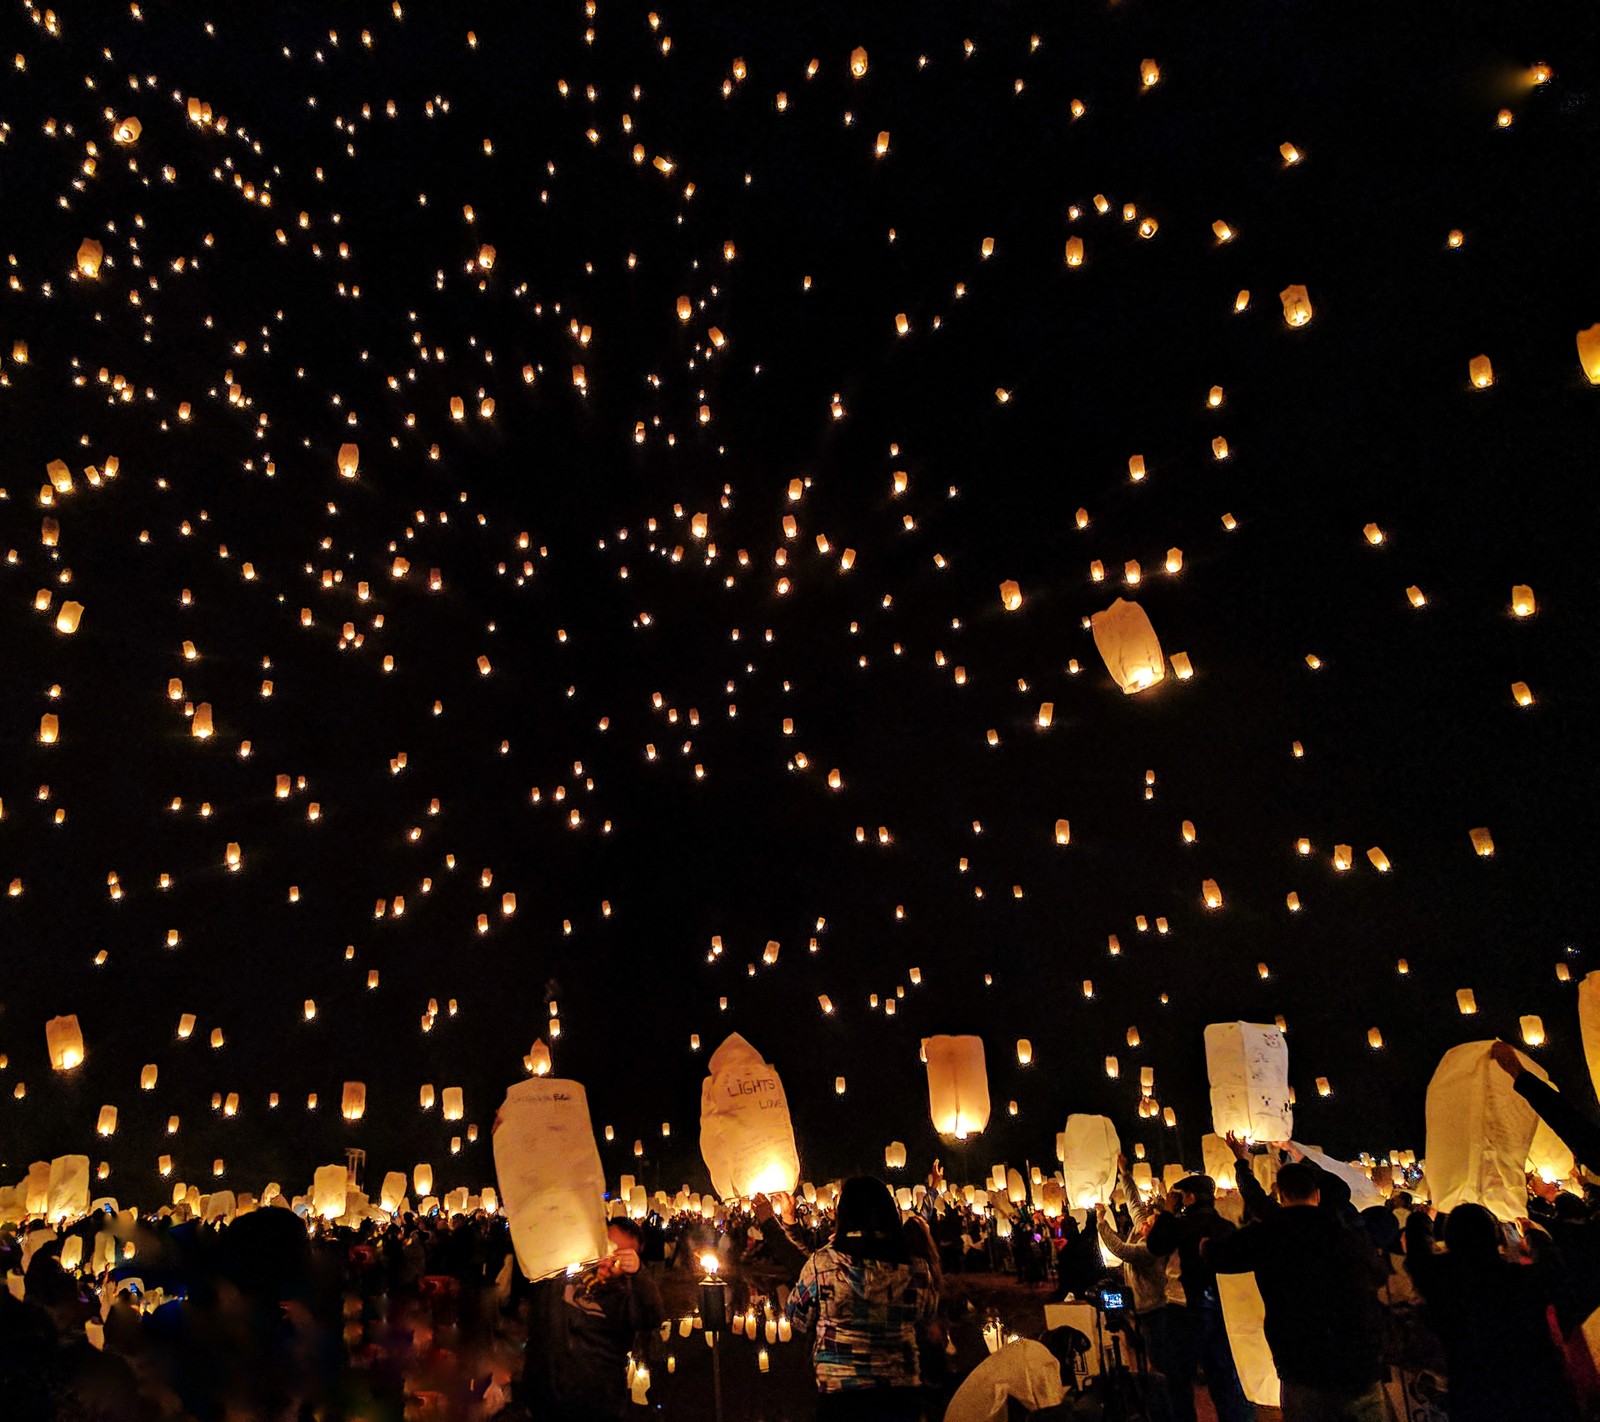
top-left (47, 1014), bottom-right (85, 1070)
top-left (699, 1033), bottom-right (800, 1200)
top-left (493, 1077), bottom-right (609, 1279)
top-left (1205, 1022), bottom-right (1293, 1141)
top-left (1279, 284), bottom-right (1313, 327)
top-left (925, 1034), bottom-right (991, 1139)
top-left (1091, 598), bottom-right (1164, 694)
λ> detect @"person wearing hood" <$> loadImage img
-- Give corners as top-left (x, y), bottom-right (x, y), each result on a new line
top-left (784, 1176), bottom-right (937, 1420)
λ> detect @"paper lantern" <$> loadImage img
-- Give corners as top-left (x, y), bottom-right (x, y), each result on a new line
top-left (1511, 585), bottom-right (1535, 617)
top-left (55, 601), bottom-right (83, 635)
top-left (96, 1105), bottom-right (118, 1136)
top-left (528, 1040), bottom-right (552, 1076)
top-left (378, 1172), bottom-right (406, 1213)
top-left (1579, 971), bottom-right (1600, 1104)
top-left (885, 1141), bottom-right (907, 1170)
top-left (1217, 1274), bottom-right (1280, 1408)
top-left (39, 713), bottom-right (59, 744)
top-left (1279, 285), bottom-right (1312, 327)
top-left (46, 1014), bottom-right (85, 1070)
top-left (1332, 845), bottom-right (1353, 871)
top-left (1204, 1022), bottom-right (1293, 1141)
top-left (1016, 1039), bottom-right (1033, 1066)
top-left (1469, 826), bottom-right (1495, 857)
top-left (414, 1163), bottom-right (433, 1196)
top-left (493, 1077), bottom-right (609, 1279)
top-left (112, 116), bottom-right (141, 144)
top-left (1469, 355), bottom-right (1494, 388)
top-left (1577, 324), bottom-right (1600, 384)
top-left (1367, 847), bottom-right (1391, 872)
top-left (850, 46), bottom-right (868, 77)
top-left (442, 1087), bottom-right (464, 1120)
top-left (48, 1156), bottom-right (89, 1221)
top-left (1520, 1015), bottom-right (1545, 1048)
top-left (998, 580), bottom-right (1022, 611)
top-left (341, 1082), bottom-right (366, 1121)
top-left (1456, 989), bottom-right (1478, 1015)
top-left (476, 243), bottom-right (496, 271)
top-left (1065, 236), bottom-right (1083, 267)
top-left (177, 1013), bottom-right (195, 1039)
top-left (312, 1165), bottom-right (348, 1220)
top-left (1140, 58), bottom-right (1160, 87)
top-left (835, 1076), bottom-right (846, 1095)
top-left (1090, 598), bottom-right (1164, 694)
top-left (1424, 1042), bottom-right (1546, 1221)
top-left (77, 239), bottom-right (104, 277)
top-left (1053, 819), bottom-right (1070, 845)
top-left (337, 443), bottom-right (359, 478)
top-left (140, 1064), bottom-right (157, 1090)
top-left (699, 1033), bottom-right (800, 1199)
top-left (1202, 879), bottom-right (1223, 909)
top-left (1367, 1028), bottom-right (1384, 1050)
top-left (924, 1034), bottom-right (991, 1138)
top-left (1061, 1115), bottom-right (1119, 1208)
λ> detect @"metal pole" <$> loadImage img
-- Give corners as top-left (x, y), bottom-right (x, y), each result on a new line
top-left (712, 1328), bottom-right (724, 1422)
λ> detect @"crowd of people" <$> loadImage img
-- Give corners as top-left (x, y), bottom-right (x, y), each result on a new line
top-left (3, 1042), bottom-right (1597, 1421)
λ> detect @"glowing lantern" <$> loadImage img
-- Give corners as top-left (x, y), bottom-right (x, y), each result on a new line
top-left (1333, 845), bottom-right (1353, 871)
top-left (312, 1165), bottom-right (348, 1220)
top-left (477, 244), bottom-right (496, 271)
top-left (1425, 1042), bottom-right (1547, 1221)
top-left (46, 1015), bottom-right (85, 1070)
top-left (39, 713), bottom-right (59, 744)
top-left (55, 602), bottom-right (83, 635)
top-left (1511, 585), bottom-right (1535, 617)
top-left (885, 1141), bottom-right (907, 1170)
top-left (140, 1064), bottom-right (157, 1090)
top-left (442, 1087), bottom-right (464, 1120)
top-left (341, 1082), bottom-right (366, 1121)
top-left (493, 1077), bottom-right (609, 1279)
top-left (1065, 237), bottom-right (1083, 267)
top-left (1090, 598), bottom-right (1164, 694)
top-left (192, 704), bottom-right (213, 738)
top-left (1367, 847), bottom-right (1391, 872)
top-left (77, 239), bottom-right (104, 278)
top-left (528, 1040), bottom-right (552, 1076)
top-left (1140, 59), bottom-right (1160, 86)
top-left (379, 1172), bottom-right (406, 1213)
top-left (112, 116), bottom-right (141, 143)
top-left (1279, 285), bottom-right (1312, 327)
top-left (420, 1084), bottom-right (436, 1110)
top-left (1469, 355), bottom-right (1494, 388)
top-left (1202, 879), bottom-right (1223, 909)
top-left (1521, 1015), bottom-right (1545, 1048)
top-left (1204, 1022), bottom-right (1293, 1140)
top-left (1469, 827), bottom-right (1495, 857)
top-left (1062, 1115), bottom-right (1120, 1207)
top-left (850, 47), bottom-right (868, 78)
top-left (1456, 989), bottom-right (1478, 1015)
top-left (698, 1033), bottom-right (800, 1199)
top-left (1016, 1039), bottom-right (1033, 1066)
top-left (999, 580), bottom-right (1022, 611)
top-left (1368, 1028), bottom-right (1384, 1050)
top-left (177, 1014), bottom-right (195, 1039)
top-left (925, 1035), bottom-right (991, 1138)
top-left (337, 444), bottom-right (359, 478)
top-left (412, 1163), bottom-right (433, 1197)
top-left (1577, 325), bottom-right (1600, 384)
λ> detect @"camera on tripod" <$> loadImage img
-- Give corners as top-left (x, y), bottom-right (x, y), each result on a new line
top-left (1086, 1284), bottom-right (1129, 1324)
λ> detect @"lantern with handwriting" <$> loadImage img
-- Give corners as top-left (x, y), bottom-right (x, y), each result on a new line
top-left (698, 1033), bottom-right (800, 1200)
top-left (1062, 1115), bottom-right (1120, 1208)
top-left (1204, 1022), bottom-right (1293, 1141)
top-left (1424, 1042), bottom-right (1546, 1221)
top-left (925, 1035), bottom-right (991, 1139)
top-left (493, 1077), bottom-right (609, 1280)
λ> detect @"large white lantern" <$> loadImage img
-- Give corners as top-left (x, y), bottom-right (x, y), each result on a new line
top-left (1424, 1041), bottom-right (1546, 1222)
top-left (1091, 599), bottom-right (1165, 694)
top-left (924, 1035), bottom-right (991, 1139)
top-left (1061, 1115), bottom-right (1120, 1207)
top-left (493, 1077), bottom-right (609, 1281)
top-left (698, 1033), bottom-right (800, 1200)
top-left (1204, 1022), bottom-right (1293, 1141)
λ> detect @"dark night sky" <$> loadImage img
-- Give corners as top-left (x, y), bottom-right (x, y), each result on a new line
top-left (2, 0), bottom-right (1597, 1203)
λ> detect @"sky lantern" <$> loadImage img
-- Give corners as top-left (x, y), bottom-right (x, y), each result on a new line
top-left (1469, 827), bottom-right (1495, 857)
top-left (885, 1141), bottom-right (907, 1169)
top-left (528, 1039), bottom-right (552, 1076)
top-left (1062, 1115), bottom-right (1120, 1208)
top-left (1279, 285), bottom-right (1313, 327)
top-left (1469, 354), bottom-right (1494, 388)
top-left (1511, 584), bottom-right (1536, 617)
top-left (494, 1077), bottom-right (609, 1278)
top-left (1577, 325), bottom-right (1600, 383)
top-left (46, 1014), bottom-right (85, 1070)
top-left (112, 116), bottom-right (141, 144)
top-left (1016, 1038), bottom-right (1032, 1065)
top-left (55, 602), bottom-right (83, 635)
top-left (442, 1086), bottom-right (464, 1120)
top-left (850, 46), bottom-right (868, 78)
top-left (1091, 598), bottom-right (1164, 694)
top-left (77, 239), bottom-right (104, 278)
top-left (698, 1032), bottom-right (800, 1199)
top-left (924, 1034), bottom-right (990, 1139)
top-left (1205, 1022), bottom-right (1293, 1140)
top-left (477, 243), bottom-right (496, 271)
top-left (337, 444), bottom-right (359, 478)
top-left (341, 1082), bottom-right (366, 1121)
top-left (1140, 59), bottom-right (1161, 87)
top-left (1425, 1042), bottom-right (1546, 1221)
top-left (998, 580), bottom-right (1022, 611)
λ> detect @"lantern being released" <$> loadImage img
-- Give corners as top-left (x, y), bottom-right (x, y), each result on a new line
top-left (493, 1077), bottom-right (609, 1281)
top-left (1424, 1041), bottom-right (1548, 1222)
top-left (1062, 1114), bottom-right (1120, 1207)
top-left (698, 1032), bottom-right (800, 1200)
top-left (924, 1034), bottom-right (991, 1139)
top-left (1091, 598), bottom-right (1165, 694)
top-left (1204, 1022), bottom-right (1293, 1141)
